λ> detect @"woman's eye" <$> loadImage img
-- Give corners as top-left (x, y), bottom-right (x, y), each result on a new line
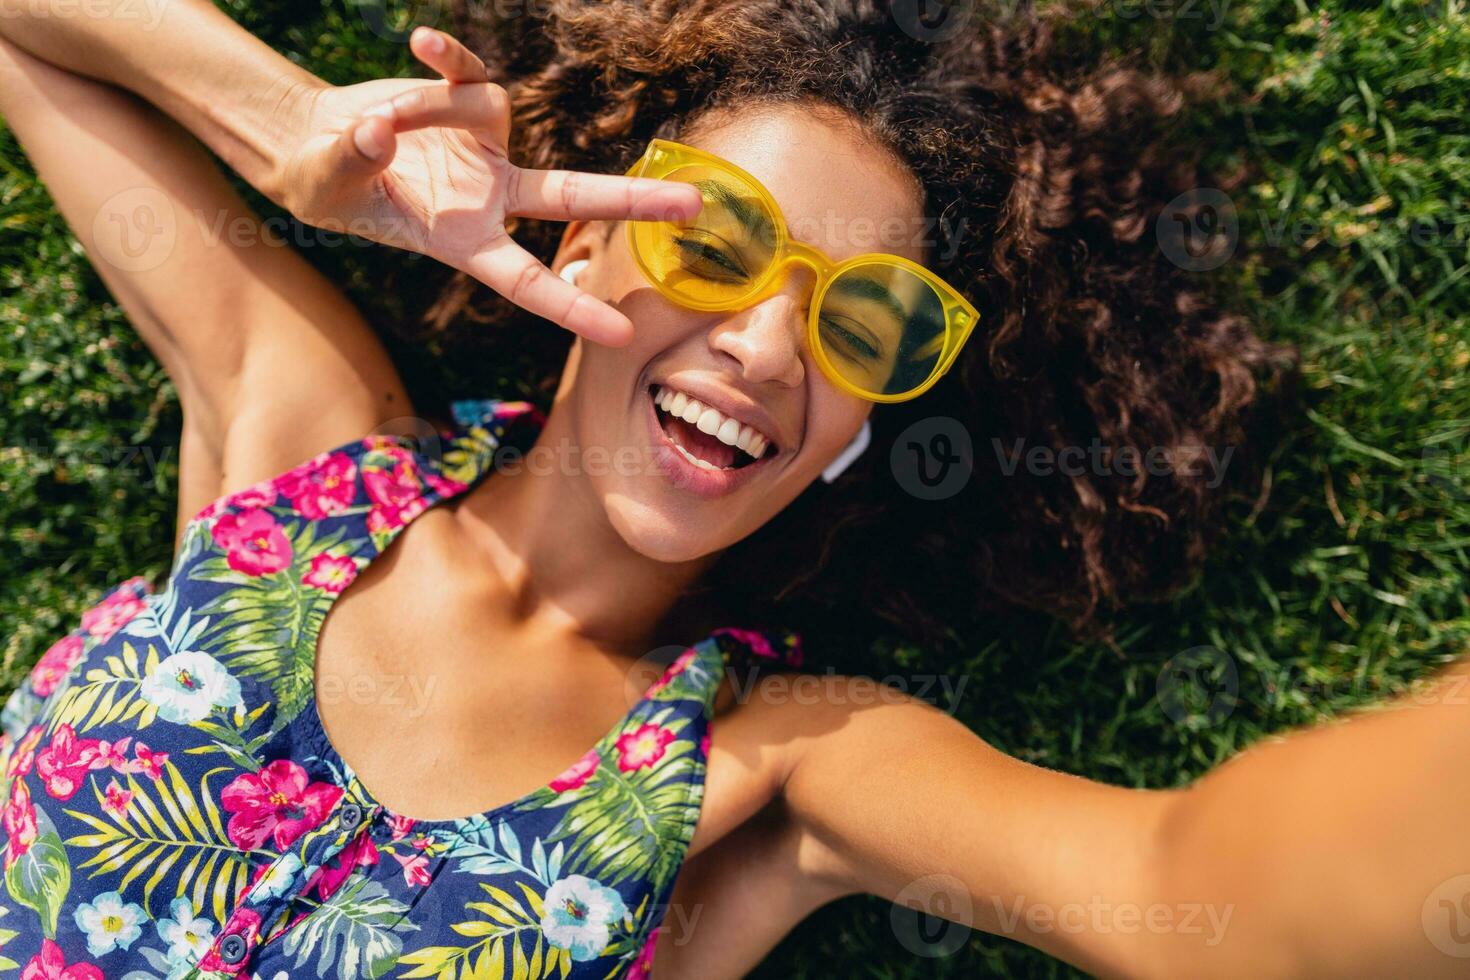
top-left (672, 235), bottom-right (748, 282)
top-left (819, 316), bottom-right (881, 363)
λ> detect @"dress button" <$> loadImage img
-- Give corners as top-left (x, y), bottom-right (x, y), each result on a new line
top-left (218, 932), bottom-right (248, 965)
top-left (340, 803), bottom-right (363, 830)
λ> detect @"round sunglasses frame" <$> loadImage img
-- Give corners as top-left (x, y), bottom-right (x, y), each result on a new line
top-left (623, 138), bottom-right (980, 403)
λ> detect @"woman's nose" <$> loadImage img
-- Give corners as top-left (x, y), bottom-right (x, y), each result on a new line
top-left (707, 284), bottom-right (809, 389)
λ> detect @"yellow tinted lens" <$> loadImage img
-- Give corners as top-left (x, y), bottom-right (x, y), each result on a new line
top-left (629, 164), bottom-right (779, 306)
top-left (817, 264), bottom-right (949, 397)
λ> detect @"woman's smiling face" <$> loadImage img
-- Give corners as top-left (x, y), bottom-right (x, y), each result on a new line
top-left (552, 103), bottom-right (928, 563)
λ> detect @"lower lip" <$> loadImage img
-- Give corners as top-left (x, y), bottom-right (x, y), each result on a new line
top-left (644, 389), bottom-right (774, 498)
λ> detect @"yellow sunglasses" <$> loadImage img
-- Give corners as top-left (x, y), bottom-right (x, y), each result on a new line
top-left (623, 139), bottom-right (979, 403)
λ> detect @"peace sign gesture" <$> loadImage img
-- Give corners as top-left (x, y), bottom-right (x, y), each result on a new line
top-left (279, 27), bottom-right (700, 346)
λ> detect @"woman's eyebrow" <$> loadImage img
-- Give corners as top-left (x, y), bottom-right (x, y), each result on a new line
top-left (829, 274), bottom-right (907, 326)
top-left (696, 179), bottom-right (776, 244)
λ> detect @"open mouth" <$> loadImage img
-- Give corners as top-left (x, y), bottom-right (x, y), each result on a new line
top-left (649, 384), bottom-right (774, 472)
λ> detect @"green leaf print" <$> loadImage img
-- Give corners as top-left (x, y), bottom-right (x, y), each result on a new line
top-left (522, 709), bottom-right (701, 889)
top-left (396, 881), bottom-right (570, 980)
top-left (63, 762), bottom-right (251, 923)
top-left (4, 814), bottom-right (71, 939)
top-left (194, 518), bottom-right (363, 732)
top-left (282, 877), bottom-right (418, 980)
top-left (46, 641), bottom-right (162, 735)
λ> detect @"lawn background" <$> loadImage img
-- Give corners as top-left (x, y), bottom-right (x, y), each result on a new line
top-left (2, 0), bottom-right (1468, 976)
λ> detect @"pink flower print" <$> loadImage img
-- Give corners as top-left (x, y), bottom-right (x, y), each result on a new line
top-left (277, 452), bottom-right (358, 519)
top-left (615, 724), bottom-right (676, 773)
top-left (6, 728), bottom-right (42, 779)
top-left (424, 472), bottom-right (469, 498)
top-left (198, 907), bottom-right (261, 975)
top-left (80, 588), bottom-right (146, 642)
top-left (628, 927), bottom-right (661, 980)
top-left (220, 760), bottom-right (343, 851)
top-left (386, 813), bottom-right (415, 841)
top-left (700, 730), bottom-right (712, 758)
top-left (211, 508), bottom-right (293, 576)
top-left (305, 831), bottom-right (378, 902)
top-left (550, 749), bottom-right (600, 792)
top-left (714, 627), bottom-right (774, 658)
top-left (87, 736), bottom-right (132, 773)
top-left (366, 494), bottom-right (427, 534)
top-left (302, 553), bottom-right (358, 593)
top-left (21, 939), bottom-right (103, 980)
top-left (101, 778), bottom-right (133, 819)
top-left (2, 777), bottom-right (38, 869)
top-left (126, 742), bottom-right (169, 780)
top-left (35, 724), bottom-right (102, 800)
top-left (197, 479), bottom-right (278, 522)
top-left (391, 850), bottom-right (432, 887)
top-left (29, 635), bottom-right (83, 698)
top-left (644, 648), bottom-right (697, 698)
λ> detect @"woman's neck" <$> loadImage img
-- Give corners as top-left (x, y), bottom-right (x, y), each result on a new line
top-left (449, 405), bottom-right (721, 659)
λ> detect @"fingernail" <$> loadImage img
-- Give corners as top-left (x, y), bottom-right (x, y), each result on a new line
top-left (422, 31), bottom-right (445, 54)
top-left (354, 123), bottom-right (385, 161)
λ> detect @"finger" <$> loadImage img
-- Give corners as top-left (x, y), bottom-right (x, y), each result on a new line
top-left (371, 82), bottom-right (511, 154)
top-left (410, 27), bottom-right (489, 85)
top-left (507, 169), bottom-right (704, 222)
top-left (464, 233), bottom-right (634, 347)
top-left (312, 114), bottom-right (396, 183)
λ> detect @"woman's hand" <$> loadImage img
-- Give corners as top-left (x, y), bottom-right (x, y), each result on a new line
top-left (279, 27), bottom-right (700, 346)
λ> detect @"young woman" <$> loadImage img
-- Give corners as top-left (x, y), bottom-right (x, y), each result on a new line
top-left (0, 2), bottom-right (1465, 978)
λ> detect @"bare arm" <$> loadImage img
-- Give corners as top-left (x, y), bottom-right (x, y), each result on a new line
top-left (0, 32), bottom-right (408, 538)
top-left (675, 663), bottom-right (1470, 978)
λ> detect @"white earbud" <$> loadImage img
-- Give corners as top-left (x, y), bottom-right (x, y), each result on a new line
top-left (821, 419), bottom-right (872, 484)
top-left (559, 259), bottom-right (590, 284)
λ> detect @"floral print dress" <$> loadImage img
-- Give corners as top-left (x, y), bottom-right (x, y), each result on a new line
top-left (0, 399), bottom-right (803, 980)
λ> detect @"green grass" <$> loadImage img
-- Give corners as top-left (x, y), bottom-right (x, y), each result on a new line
top-left (3, 1), bottom-right (1468, 976)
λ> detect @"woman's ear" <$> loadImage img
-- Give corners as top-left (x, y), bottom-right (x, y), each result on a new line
top-left (551, 219), bottom-right (609, 284)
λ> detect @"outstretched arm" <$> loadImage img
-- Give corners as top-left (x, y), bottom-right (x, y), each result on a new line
top-left (675, 663), bottom-right (1470, 977)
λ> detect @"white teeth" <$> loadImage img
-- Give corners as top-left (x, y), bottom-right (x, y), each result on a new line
top-left (695, 408), bottom-right (722, 436)
top-left (652, 384), bottom-right (775, 463)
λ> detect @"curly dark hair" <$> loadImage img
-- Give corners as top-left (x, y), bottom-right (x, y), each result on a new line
top-left (426, 0), bottom-right (1297, 660)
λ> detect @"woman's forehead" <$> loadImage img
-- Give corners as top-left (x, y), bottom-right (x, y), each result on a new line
top-left (684, 106), bottom-right (928, 264)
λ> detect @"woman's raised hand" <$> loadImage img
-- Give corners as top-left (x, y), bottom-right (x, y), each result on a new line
top-left (279, 27), bottom-right (700, 347)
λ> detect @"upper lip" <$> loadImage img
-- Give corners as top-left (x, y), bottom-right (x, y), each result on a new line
top-left (650, 375), bottom-right (788, 453)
